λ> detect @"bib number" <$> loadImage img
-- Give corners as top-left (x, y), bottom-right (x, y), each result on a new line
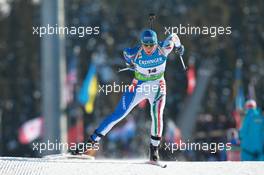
top-left (148, 68), bottom-right (157, 74)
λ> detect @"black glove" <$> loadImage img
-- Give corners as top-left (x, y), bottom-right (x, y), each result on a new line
top-left (126, 62), bottom-right (135, 69)
top-left (175, 45), bottom-right (184, 56)
top-left (124, 63), bottom-right (136, 71)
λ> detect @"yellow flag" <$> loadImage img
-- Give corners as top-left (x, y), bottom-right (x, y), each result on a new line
top-left (84, 76), bottom-right (98, 113)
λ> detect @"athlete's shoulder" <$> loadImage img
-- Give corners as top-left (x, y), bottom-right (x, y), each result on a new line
top-left (123, 45), bottom-right (141, 60)
top-left (123, 45), bottom-right (141, 56)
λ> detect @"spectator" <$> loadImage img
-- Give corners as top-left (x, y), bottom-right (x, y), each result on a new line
top-left (239, 100), bottom-right (264, 161)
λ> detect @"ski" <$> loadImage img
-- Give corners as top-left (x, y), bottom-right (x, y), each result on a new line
top-left (44, 153), bottom-right (95, 160)
top-left (146, 160), bottom-right (167, 168)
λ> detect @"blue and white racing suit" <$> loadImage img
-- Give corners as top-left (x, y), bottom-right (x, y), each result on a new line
top-left (91, 33), bottom-right (182, 146)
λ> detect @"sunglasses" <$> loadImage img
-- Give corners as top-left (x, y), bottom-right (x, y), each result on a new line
top-left (142, 43), bottom-right (155, 47)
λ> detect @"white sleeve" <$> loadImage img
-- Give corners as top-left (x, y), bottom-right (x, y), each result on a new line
top-left (161, 33), bottom-right (181, 57)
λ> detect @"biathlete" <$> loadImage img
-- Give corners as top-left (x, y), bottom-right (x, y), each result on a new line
top-left (76, 29), bottom-right (184, 162)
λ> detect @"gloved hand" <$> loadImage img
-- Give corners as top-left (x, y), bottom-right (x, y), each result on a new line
top-left (118, 62), bottom-right (136, 73)
top-left (126, 62), bottom-right (136, 70)
top-left (175, 45), bottom-right (184, 56)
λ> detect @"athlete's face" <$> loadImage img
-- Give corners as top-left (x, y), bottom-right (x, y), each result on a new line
top-left (142, 43), bottom-right (157, 55)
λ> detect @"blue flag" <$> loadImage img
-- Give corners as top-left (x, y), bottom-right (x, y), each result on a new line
top-left (78, 64), bottom-right (98, 113)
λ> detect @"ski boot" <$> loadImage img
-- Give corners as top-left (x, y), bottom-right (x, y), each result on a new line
top-left (71, 137), bottom-right (99, 157)
top-left (149, 143), bottom-right (160, 161)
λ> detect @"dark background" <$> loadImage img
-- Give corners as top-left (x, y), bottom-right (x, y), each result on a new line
top-left (0, 0), bottom-right (263, 161)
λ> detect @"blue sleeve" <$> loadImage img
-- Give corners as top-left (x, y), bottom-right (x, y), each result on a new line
top-left (158, 41), bottom-right (164, 47)
top-left (123, 46), bottom-right (140, 64)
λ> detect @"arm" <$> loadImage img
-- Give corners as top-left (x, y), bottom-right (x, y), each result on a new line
top-left (161, 33), bottom-right (183, 57)
top-left (122, 46), bottom-right (140, 65)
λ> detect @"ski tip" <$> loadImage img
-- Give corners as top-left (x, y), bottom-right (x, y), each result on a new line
top-left (44, 153), bottom-right (95, 160)
top-left (146, 160), bottom-right (167, 168)
top-left (161, 164), bottom-right (167, 168)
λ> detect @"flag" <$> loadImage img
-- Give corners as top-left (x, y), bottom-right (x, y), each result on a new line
top-left (233, 59), bottom-right (245, 111)
top-left (18, 117), bottom-right (43, 144)
top-left (232, 59), bottom-right (244, 128)
top-left (78, 63), bottom-right (98, 114)
top-left (187, 63), bottom-right (196, 95)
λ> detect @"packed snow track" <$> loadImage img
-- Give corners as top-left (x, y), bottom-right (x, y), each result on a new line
top-left (0, 157), bottom-right (263, 175)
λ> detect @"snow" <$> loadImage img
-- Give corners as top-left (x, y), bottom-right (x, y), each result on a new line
top-left (0, 157), bottom-right (263, 175)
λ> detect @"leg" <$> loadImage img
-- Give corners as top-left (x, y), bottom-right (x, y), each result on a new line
top-left (149, 80), bottom-right (166, 146)
top-left (149, 94), bottom-right (166, 146)
top-left (148, 79), bottom-right (166, 161)
top-left (91, 80), bottom-right (144, 141)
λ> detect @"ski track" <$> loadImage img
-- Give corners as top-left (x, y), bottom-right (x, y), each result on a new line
top-left (0, 157), bottom-right (263, 175)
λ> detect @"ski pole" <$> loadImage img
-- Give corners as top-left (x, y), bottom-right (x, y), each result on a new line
top-left (179, 55), bottom-right (187, 71)
top-left (118, 67), bottom-right (135, 73)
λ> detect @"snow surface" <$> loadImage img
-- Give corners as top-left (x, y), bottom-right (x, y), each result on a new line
top-left (0, 157), bottom-right (263, 175)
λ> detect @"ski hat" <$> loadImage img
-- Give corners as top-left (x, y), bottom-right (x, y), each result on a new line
top-left (140, 29), bottom-right (158, 45)
top-left (245, 99), bottom-right (257, 109)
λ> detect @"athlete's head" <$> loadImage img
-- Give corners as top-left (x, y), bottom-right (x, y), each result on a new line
top-left (245, 99), bottom-right (257, 110)
top-left (140, 29), bottom-right (158, 55)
